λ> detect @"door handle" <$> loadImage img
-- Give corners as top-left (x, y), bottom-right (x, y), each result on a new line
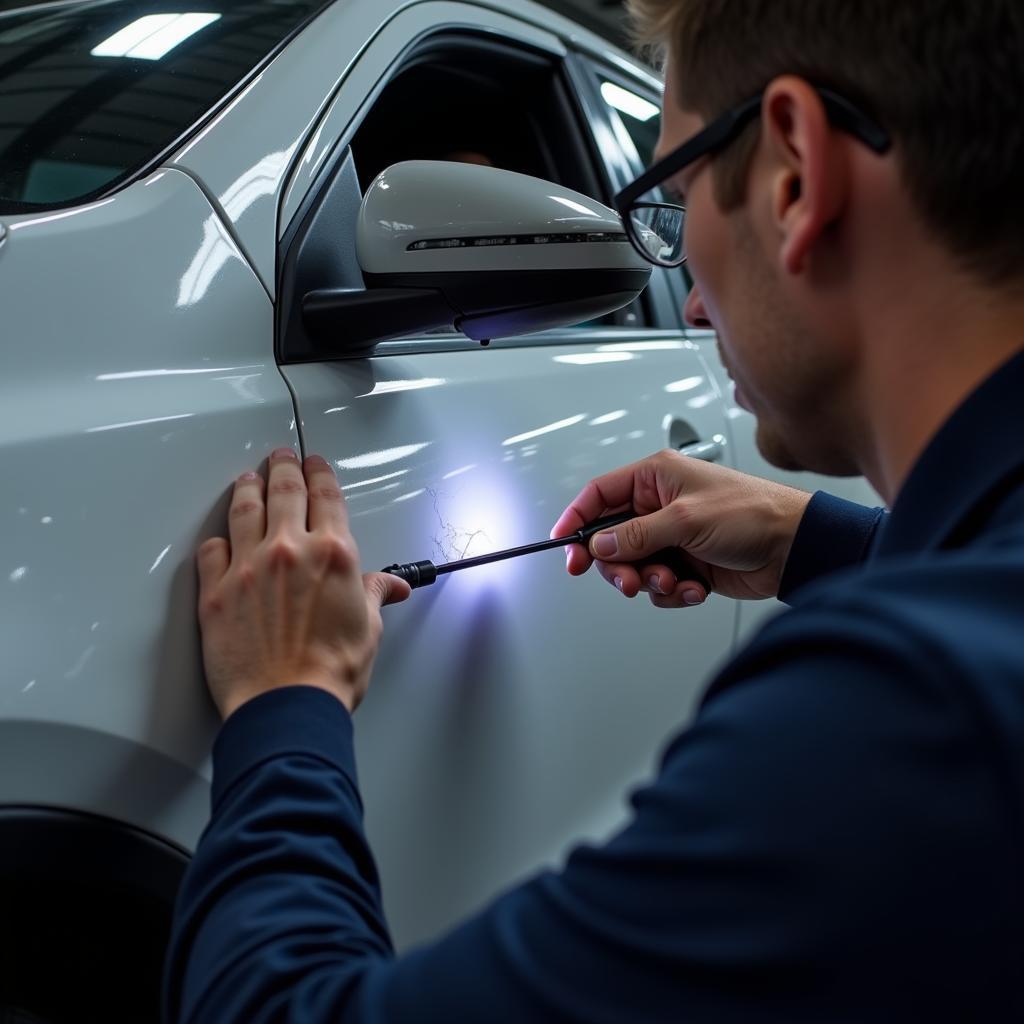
top-left (678, 435), bottom-right (726, 463)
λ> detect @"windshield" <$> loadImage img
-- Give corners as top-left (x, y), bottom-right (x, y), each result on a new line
top-left (0, 0), bottom-right (332, 212)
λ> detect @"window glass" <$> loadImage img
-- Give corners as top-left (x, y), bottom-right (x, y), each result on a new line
top-left (598, 78), bottom-right (661, 168)
top-left (0, 0), bottom-right (331, 211)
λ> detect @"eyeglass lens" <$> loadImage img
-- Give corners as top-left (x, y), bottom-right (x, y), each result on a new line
top-left (628, 202), bottom-right (685, 266)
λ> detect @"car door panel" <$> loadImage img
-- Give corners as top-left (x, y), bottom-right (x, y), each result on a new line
top-left (286, 337), bottom-right (734, 946)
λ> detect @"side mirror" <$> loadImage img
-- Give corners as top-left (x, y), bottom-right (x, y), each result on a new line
top-left (301, 161), bottom-right (651, 355)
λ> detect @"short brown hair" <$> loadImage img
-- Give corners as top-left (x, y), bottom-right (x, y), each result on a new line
top-left (627, 0), bottom-right (1024, 285)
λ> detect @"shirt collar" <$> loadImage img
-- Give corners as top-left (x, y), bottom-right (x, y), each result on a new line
top-left (873, 348), bottom-right (1024, 559)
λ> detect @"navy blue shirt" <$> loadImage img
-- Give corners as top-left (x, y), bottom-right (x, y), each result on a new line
top-left (164, 351), bottom-right (1024, 1022)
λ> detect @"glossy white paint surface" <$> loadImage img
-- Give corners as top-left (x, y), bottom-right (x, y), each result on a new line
top-left (287, 338), bottom-right (737, 946)
top-left (358, 161), bottom-right (648, 273)
top-left (0, 169), bottom-right (297, 848)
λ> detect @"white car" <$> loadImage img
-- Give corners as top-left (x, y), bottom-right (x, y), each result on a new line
top-left (0, 1), bottom-right (876, 1018)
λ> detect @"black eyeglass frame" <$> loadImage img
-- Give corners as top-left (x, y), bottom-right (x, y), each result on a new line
top-left (613, 85), bottom-right (892, 267)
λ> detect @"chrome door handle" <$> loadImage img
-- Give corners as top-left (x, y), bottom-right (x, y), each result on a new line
top-left (678, 435), bottom-right (726, 463)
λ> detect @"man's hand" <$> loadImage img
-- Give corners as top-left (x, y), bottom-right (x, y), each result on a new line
top-left (552, 449), bottom-right (812, 608)
top-left (196, 448), bottom-right (411, 720)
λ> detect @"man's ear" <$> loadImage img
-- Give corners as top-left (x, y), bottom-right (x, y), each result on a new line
top-left (761, 76), bottom-right (848, 276)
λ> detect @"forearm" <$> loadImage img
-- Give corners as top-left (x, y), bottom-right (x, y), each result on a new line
top-left (163, 687), bottom-right (393, 1024)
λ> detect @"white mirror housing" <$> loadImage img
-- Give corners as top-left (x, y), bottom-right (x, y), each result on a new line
top-left (301, 161), bottom-right (651, 353)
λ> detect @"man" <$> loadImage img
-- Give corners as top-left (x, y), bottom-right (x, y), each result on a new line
top-left (164, 1), bottom-right (1024, 1020)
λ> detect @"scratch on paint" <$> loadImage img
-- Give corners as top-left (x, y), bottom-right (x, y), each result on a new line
top-left (428, 487), bottom-right (488, 562)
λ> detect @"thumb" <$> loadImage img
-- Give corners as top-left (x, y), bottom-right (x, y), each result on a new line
top-left (589, 506), bottom-right (692, 562)
top-left (363, 570), bottom-right (413, 609)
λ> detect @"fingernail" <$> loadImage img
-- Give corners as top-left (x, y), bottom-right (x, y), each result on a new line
top-left (683, 589), bottom-right (704, 606)
top-left (272, 446), bottom-right (298, 459)
top-left (239, 471), bottom-right (258, 481)
top-left (648, 574), bottom-right (662, 594)
top-left (613, 576), bottom-right (624, 592)
top-left (593, 532), bottom-right (618, 558)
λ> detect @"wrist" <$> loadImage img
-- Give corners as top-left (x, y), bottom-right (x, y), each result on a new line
top-left (217, 680), bottom-right (354, 722)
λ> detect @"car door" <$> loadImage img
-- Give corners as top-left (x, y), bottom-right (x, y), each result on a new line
top-left (276, 6), bottom-right (737, 948)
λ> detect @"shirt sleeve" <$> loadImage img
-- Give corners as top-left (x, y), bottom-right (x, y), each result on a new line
top-left (777, 491), bottom-right (886, 602)
top-left (163, 590), bottom-right (1008, 1024)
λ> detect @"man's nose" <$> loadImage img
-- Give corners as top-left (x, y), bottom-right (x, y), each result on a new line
top-left (684, 284), bottom-right (713, 329)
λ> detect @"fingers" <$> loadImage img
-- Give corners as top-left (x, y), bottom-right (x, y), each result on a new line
top-left (304, 454), bottom-right (348, 534)
top-left (266, 446), bottom-right (307, 536)
top-left (364, 570), bottom-right (412, 609)
top-left (588, 504), bottom-right (691, 563)
top-left (552, 461), bottom-right (652, 577)
top-left (551, 462), bottom-right (643, 540)
top-left (649, 582), bottom-right (709, 609)
top-left (227, 471), bottom-right (266, 559)
top-left (594, 556), bottom-right (708, 606)
top-left (197, 536), bottom-right (230, 591)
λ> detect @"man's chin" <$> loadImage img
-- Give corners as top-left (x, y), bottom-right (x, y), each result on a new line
top-left (754, 421), bottom-right (807, 473)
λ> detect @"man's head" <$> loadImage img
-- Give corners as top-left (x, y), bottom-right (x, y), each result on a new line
top-left (627, 1), bottom-right (1024, 484)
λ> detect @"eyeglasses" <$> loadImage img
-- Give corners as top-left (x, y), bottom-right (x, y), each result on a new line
top-left (613, 86), bottom-right (892, 267)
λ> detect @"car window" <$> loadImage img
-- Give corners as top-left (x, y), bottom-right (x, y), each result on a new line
top-left (595, 75), bottom-right (662, 171)
top-left (0, 0), bottom-right (332, 212)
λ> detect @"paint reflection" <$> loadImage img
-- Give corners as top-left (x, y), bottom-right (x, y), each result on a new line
top-left (336, 442), bottom-right (432, 470)
top-left (552, 353), bottom-right (633, 366)
top-left (588, 410), bottom-right (628, 426)
top-left (177, 214), bottom-right (236, 307)
top-left (664, 376), bottom-right (703, 393)
top-left (221, 147), bottom-right (294, 221)
top-left (502, 415), bottom-right (586, 446)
